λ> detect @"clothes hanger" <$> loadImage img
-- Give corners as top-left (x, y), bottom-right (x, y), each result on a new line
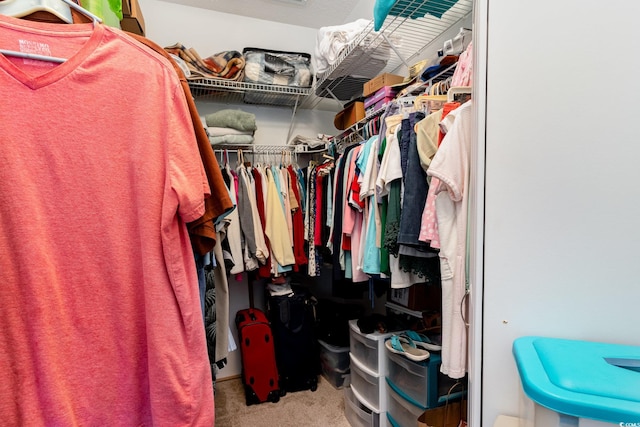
top-left (0, 0), bottom-right (102, 63)
top-left (0, 0), bottom-right (73, 24)
top-left (447, 86), bottom-right (472, 102)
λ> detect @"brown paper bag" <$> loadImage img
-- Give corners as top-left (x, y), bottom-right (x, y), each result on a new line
top-left (417, 382), bottom-right (467, 427)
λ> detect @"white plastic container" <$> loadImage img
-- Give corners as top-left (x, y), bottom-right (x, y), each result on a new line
top-left (349, 321), bottom-right (380, 374)
top-left (385, 380), bottom-right (425, 427)
top-left (350, 353), bottom-right (381, 411)
top-left (319, 339), bottom-right (350, 389)
top-left (513, 336), bottom-right (640, 427)
top-left (344, 386), bottom-right (380, 427)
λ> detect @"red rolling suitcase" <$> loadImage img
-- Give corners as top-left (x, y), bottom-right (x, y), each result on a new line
top-left (235, 308), bottom-right (281, 405)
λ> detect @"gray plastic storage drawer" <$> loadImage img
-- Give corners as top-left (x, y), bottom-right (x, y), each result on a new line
top-left (385, 380), bottom-right (425, 427)
top-left (344, 386), bottom-right (380, 427)
top-left (350, 353), bottom-right (381, 411)
top-left (349, 322), bottom-right (379, 374)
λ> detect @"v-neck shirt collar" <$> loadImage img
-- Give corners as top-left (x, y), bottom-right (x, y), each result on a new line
top-left (0, 15), bottom-right (104, 90)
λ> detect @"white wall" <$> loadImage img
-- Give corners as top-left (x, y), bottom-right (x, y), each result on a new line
top-left (196, 101), bottom-right (338, 144)
top-left (138, 0), bottom-right (319, 57)
top-left (481, 1), bottom-right (640, 425)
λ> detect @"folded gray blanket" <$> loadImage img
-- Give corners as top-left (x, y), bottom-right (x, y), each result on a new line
top-left (205, 109), bottom-right (257, 132)
top-left (207, 126), bottom-right (254, 137)
top-left (209, 134), bottom-right (255, 145)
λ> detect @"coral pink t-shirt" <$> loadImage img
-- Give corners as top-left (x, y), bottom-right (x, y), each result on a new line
top-left (0, 16), bottom-right (213, 426)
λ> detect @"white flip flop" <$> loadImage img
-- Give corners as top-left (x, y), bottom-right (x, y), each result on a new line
top-left (385, 335), bottom-right (430, 362)
top-left (403, 330), bottom-right (442, 352)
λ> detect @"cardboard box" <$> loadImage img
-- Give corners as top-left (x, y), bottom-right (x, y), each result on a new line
top-left (333, 100), bottom-right (365, 130)
top-left (120, 0), bottom-right (145, 36)
top-left (121, 0), bottom-right (131, 16)
top-left (364, 86), bottom-right (398, 109)
top-left (363, 73), bottom-right (405, 97)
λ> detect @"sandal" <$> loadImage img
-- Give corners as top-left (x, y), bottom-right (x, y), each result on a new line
top-left (385, 335), bottom-right (430, 362)
top-left (403, 330), bottom-right (442, 352)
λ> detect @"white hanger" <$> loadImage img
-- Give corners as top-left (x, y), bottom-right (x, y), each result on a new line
top-left (0, 0), bottom-right (102, 63)
top-left (0, 0), bottom-right (73, 23)
top-left (447, 86), bottom-right (472, 102)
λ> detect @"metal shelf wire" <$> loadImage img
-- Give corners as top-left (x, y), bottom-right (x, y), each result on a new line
top-left (186, 0), bottom-right (472, 113)
top-left (188, 78), bottom-right (311, 107)
top-left (303, 0), bottom-right (473, 109)
top-left (331, 62), bottom-right (457, 150)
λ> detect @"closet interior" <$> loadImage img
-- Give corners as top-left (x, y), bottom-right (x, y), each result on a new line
top-left (0, 0), bottom-right (476, 425)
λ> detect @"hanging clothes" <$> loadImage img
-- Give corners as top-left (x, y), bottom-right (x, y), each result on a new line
top-left (415, 108), bottom-right (442, 171)
top-left (358, 136), bottom-right (381, 275)
top-left (238, 164), bottom-right (269, 266)
top-left (342, 145), bottom-right (368, 283)
top-left (236, 164), bottom-right (259, 271)
top-left (427, 100), bottom-right (473, 379)
top-left (307, 164), bottom-right (319, 276)
top-left (265, 167), bottom-right (296, 268)
top-left (0, 16), bottom-right (213, 425)
top-left (288, 165), bottom-right (308, 268)
top-left (252, 166), bottom-right (273, 279)
top-left (212, 228), bottom-right (231, 368)
top-left (222, 165), bottom-right (245, 275)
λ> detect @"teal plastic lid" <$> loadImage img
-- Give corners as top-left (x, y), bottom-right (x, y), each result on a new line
top-left (513, 336), bottom-right (640, 423)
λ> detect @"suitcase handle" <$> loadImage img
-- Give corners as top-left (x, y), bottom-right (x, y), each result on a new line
top-left (279, 298), bottom-right (304, 334)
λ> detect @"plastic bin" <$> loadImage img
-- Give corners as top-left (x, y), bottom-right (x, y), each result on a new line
top-left (386, 348), bottom-right (462, 409)
top-left (350, 353), bottom-right (381, 411)
top-left (513, 336), bottom-right (640, 427)
top-left (349, 321), bottom-right (380, 374)
top-left (344, 386), bottom-right (380, 427)
top-left (319, 339), bottom-right (350, 372)
top-left (385, 379), bottom-right (425, 427)
top-left (321, 364), bottom-right (350, 390)
top-left (319, 339), bottom-right (350, 389)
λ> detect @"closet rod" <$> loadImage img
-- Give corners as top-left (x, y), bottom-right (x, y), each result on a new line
top-left (212, 145), bottom-right (297, 153)
top-left (211, 145), bottom-right (326, 154)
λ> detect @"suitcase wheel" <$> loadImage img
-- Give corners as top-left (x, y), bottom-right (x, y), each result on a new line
top-left (268, 391), bottom-right (280, 403)
top-left (244, 385), bottom-right (259, 406)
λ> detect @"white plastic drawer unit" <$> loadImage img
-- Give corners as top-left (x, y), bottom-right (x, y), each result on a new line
top-left (386, 348), bottom-right (438, 409)
top-left (385, 380), bottom-right (425, 427)
top-left (349, 321), bottom-right (380, 374)
top-left (344, 386), bottom-right (380, 427)
top-left (350, 353), bottom-right (381, 411)
top-left (386, 348), bottom-right (460, 409)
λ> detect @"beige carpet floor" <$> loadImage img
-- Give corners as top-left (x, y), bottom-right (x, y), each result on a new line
top-left (215, 376), bottom-right (351, 427)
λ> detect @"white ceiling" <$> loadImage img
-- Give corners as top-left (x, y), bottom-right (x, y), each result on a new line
top-left (159, 0), bottom-right (368, 29)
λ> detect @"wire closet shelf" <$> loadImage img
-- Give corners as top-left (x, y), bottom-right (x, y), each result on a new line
top-left (304, 0), bottom-right (473, 109)
top-left (188, 78), bottom-right (311, 106)
top-left (186, 0), bottom-right (471, 109)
